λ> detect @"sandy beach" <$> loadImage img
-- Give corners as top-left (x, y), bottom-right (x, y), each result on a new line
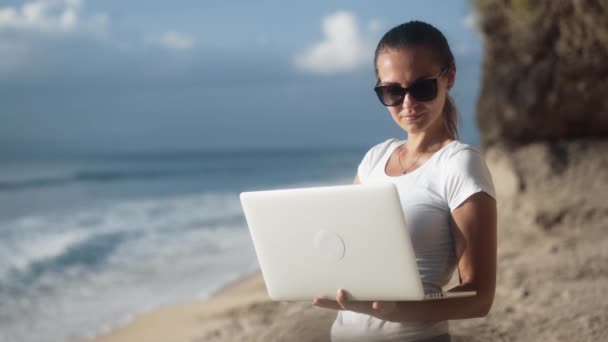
top-left (93, 218), bottom-right (608, 342)
top-left (93, 271), bottom-right (337, 342)
top-left (94, 222), bottom-right (608, 342)
top-left (94, 231), bottom-right (608, 341)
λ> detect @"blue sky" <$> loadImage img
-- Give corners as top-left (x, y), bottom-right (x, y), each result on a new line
top-left (0, 0), bottom-right (482, 154)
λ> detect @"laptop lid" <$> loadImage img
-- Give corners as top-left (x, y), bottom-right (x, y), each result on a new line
top-left (239, 182), bottom-right (427, 301)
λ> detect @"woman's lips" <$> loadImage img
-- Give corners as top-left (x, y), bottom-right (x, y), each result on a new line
top-left (400, 111), bottom-right (426, 121)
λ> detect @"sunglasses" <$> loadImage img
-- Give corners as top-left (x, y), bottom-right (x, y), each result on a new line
top-left (374, 67), bottom-right (449, 106)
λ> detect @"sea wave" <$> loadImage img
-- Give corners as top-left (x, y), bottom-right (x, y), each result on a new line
top-left (0, 166), bottom-right (254, 192)
top-left (0, 191), bottom-right (245, 275)
top-left (0, 190), bottom-right (257, 342)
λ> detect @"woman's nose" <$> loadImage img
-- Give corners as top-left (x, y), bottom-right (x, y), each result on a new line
top-left (402, 92), bottom-right (417, 107)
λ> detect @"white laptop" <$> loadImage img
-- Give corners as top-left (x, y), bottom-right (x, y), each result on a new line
top-left (239, 182), bottom-right (475, 301)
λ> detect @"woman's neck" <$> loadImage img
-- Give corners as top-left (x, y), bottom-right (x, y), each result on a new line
top-left (404, 130), bottom-right (453, 154)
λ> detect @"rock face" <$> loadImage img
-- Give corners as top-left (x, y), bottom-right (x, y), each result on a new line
top-left (475, 0), bottom-right (608, 147)
top-left (473, 0), bottom-right (608, 233)
top-left (448, 139), bottom-right (608, 341)
top-left (458, 1), bottom-right (608, 341)
top-left (485, 139), bottom-right (608, 232)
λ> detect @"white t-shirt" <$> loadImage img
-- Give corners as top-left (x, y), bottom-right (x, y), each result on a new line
top-left (331, 138), bottom-right (496, 342)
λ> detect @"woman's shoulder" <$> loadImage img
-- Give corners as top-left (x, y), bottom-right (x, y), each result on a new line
top-left (437, 141), bottom-right (496, 207)
top-left (432, 141), bottom-right (490, 179)
top-left (439, 140), bottom-right (484, 163)
top-left (363, 138), bottom-right (402, 161)
top-left (368, 138), bottom-right (403, 153)
top-left (358, 138), bottom-right (402, 177)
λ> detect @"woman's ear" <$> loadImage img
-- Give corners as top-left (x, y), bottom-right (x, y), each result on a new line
top-left (447, 64), bottom-right (456, 90)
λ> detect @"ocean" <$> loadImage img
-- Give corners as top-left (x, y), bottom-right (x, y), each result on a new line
top-left (0, 148), bottom-right (364, 342)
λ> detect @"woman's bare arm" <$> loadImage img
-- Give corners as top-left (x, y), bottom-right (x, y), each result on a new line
top-left (379, 191), bottom-right (497, 321)
top-left (313, 191), bottom-right (497, 322)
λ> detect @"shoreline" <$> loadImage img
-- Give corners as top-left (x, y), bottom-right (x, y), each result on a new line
top-left (92, 266), bottom-right (338, 342)
top-left (206, 268), bottom-right (263, 298)
top-left (92, 270), bottom-right (270, 342)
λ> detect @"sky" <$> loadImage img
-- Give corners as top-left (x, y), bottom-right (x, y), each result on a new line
top-left (0, 0), bottom-right (482, 155)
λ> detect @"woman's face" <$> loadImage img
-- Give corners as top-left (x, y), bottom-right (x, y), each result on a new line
top-left (375, 46), bottom-right (454, 137)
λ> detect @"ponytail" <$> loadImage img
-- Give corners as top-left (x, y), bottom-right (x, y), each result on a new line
top-left (443, 95), bottom-right (459, 140)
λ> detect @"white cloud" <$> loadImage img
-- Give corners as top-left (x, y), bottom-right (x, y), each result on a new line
top-left (294, 11), bottom-right (378, 74)
top-left (463, 11), bottom-right (479, 31)
top-left (0, 0), bottom-right (108, 73)
top-left (65, 0), bottom-right (83, 8)
top-left (0, 0), bottom-right (106, 34)
top-left (154, 31), bottom-right (195, 50)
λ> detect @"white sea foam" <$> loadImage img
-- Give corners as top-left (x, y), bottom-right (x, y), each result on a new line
top-left (0, 191), bottom-right (257, 342)
top-left (1, 230), bottom-right (88, 274)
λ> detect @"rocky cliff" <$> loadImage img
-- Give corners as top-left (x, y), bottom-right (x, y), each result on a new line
top-left (452, 0), bottom-right (608, 340)
top-left (475, 0), bottom-right (608, 147)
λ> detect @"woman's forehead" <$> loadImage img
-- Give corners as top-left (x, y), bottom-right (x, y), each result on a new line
top-left (376, 46), bottom-right (441, 83)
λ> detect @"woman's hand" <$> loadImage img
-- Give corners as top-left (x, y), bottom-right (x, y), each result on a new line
top-left (312, 289), bottom-right (397, 319)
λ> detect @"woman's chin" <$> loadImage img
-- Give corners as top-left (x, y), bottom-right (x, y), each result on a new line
top-left (396, 114), bottom-right (447, 137)
top-left (399, 119), bottom-right (428, 134)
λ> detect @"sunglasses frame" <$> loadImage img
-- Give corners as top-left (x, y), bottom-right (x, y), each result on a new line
top-left (374, 66), bottom-right (449, 106)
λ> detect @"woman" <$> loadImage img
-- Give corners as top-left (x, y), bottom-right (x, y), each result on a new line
top-left (312, 21), bottom-right (497, 342)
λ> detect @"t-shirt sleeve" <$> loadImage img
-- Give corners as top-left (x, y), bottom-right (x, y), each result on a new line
top-left (444, 147), bottom-right (496, 212)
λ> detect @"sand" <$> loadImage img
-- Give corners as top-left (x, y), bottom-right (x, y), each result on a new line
top-left (93, 271), bottom-right (336, 342)
top-left (94, 215), bottom-right (608, 342)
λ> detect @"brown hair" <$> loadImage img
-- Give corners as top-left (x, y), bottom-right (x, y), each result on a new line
top-left (374, 21), bottom-right (459, 139)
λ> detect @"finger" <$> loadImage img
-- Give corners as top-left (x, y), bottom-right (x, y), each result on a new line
top-left (336, 289), bottom-right (349, 310)
top-left (373, 301), bottom-right (397, 314)
top-left (337, 290), bottom-right (377, 313)
top-left (312, 298), bottom-right (342, 310)
top-left (372, 301), bottom-right (383, 311)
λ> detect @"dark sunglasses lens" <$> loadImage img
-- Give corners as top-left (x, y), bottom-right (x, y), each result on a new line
top-left (408, 79), bottom-right (437, 102)
top-left (375, 86), bottom-right (405, 106)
